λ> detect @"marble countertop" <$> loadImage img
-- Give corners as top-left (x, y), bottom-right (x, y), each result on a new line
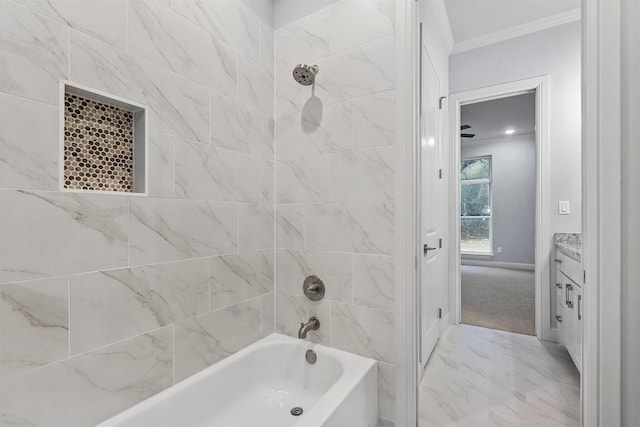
top-left (555, 233), bottom-right (582, 261)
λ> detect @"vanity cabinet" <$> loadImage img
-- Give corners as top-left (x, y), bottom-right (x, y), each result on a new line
top-left (555, 251), bottom-right (583, 373)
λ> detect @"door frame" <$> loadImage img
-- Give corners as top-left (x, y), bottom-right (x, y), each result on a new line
top-left (448, 76), bottom-right (551, 341)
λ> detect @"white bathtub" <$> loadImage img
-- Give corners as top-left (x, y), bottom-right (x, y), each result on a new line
top-left (97, 333), bottom-right (378, 427)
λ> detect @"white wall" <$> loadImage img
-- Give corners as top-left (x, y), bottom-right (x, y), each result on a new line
top-left (461, 134), bottom-right (536, 265)
top-left (450, 22), bottom-right (582, 236)
top-left (621, 0), bottom-right (640, 423)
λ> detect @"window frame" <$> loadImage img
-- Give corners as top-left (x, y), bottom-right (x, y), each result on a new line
top-left (460, 155), bottom-right (493, 256)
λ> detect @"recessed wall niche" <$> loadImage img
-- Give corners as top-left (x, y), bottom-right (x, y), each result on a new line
top-left (61, 82), bottom-right (147, 194)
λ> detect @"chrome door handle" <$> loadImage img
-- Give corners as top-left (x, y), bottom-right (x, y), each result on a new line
top-left (423, 244), bottom-right (437, 254)
top-left (554, 258), bottom-right (563, 264)
top-left (556, 315), bottom-right (562, 323)
top-left (556, 283), bottom-right (563, 289)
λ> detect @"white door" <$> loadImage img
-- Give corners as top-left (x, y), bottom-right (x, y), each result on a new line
top-left (419, 43), bottom-right (442, 369)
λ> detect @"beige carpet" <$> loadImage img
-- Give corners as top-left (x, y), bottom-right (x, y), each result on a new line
top-left (461, 265), bottom-right (535, 336)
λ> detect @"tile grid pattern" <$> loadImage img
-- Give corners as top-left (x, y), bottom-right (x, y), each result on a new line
top-left (63, 93), bottom-right (134, 192)
top-left (0, 0), bottom-right (275, 425)
top-left (273, 1), bottom-right (397, 425)
top-left (419, 325), bottom-right (580, 427)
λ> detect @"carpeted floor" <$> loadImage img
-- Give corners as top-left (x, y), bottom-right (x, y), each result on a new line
top-left (461, 265), bottom-right (536, 336)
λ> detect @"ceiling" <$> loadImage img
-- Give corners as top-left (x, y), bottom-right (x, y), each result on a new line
top-left (460, 92), bottom-right (535, 143)
top-left (444, 0), bottom-right (580, 44)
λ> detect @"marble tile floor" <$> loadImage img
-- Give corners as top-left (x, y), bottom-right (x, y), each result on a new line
top-left (419, 325), bottom-right (580, 427)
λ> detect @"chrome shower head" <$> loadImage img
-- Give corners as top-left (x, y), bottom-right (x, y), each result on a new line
top-left (292, 64), bottom-right (319, 86)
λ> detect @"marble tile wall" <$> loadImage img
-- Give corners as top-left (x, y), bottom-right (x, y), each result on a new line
top-left (273, 0), bottom-right (397, 425)
top-left (0, 0), bottom-right (274, 425)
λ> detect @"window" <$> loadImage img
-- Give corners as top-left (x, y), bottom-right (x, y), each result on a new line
top-left (461, 156), bottom-right (492, 254)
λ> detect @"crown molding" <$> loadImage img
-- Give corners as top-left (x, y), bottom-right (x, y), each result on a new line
top-left (451, 8), bottom-right (581, 55)
top-left (433, 0), bottom-right (455, 53)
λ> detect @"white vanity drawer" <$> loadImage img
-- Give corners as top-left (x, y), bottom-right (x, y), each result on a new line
top-left (558, 253), bottom-right (582, 285)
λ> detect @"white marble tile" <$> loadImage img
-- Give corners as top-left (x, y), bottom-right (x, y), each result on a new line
top-left (275, 249), bottom-right (353, 304)
top-left (136, 50), bottom-right (211, 143)
top-left (259, 22), bottom-right (275, 77)
top-left (174, 139), bottom-right (261, 202)
top-left (261, 292), bottom-right (275, 338)
top-left (174, 298), bottom-right (260, 382)
top-left (238, 203), bottom-right (275, 251)
top-left (0, 93), bottom-right (59, 191)
top-left (129, 0), bottom-right (237, 97)
top-left (352, 90), bottom-right (396, 149)
top-left (247, 107), bottom-right (275, 160)
top-left (69, 31), bottom-right (210, 143)
top-left (329, 0), bottom-right (395, 53)
top-left (275, 293), bottom-right (330, 345)
top-left (210, 92), bottom-right (274, 160)
top-left (331, 302), bottom-right (394, 363)
top-left (276, 155), bottom-right (331, 203)
top-left (69, 30), bottom-right (144, 104)
top-left (331, 146), bottom-right (395, 201)
top-left (70, 258), bottom-right (209, 355)
top-left (0, 2), bottom-right (68, 105)
top-left (377, 362), bottom-right (396, 422)
top-left (238, 55), bottom-right (274, 117)
top-left (210, 91), bottom-right (250, 154)
top-left (2, 327), bottom-right (173, 427)
top-left (305, 202), bottom-right (394, 255)
top-left (276, 204), bottom-right (304, 249)
top-left (210, 250), bottom-right (274, 311)
top-left (275, 8), bottom-right (330, 75)
top-left (0, 277), bottom-right (68, 379)
top-left (276, 100), bottom-right (353, 160)
top-left (0, 190), bottom-right (128, 284)
top-left (148, 133), bottom-right (175, 198)
top-left (261, 160), bottom-right (275, 204)
top-left (129, 198), bottom-right (238, 266)
top-left (418, 325), bottom-right (581, 427)
top-left (17, 0), bottom-right (127, 50)
top-left (171, 0), bottom-right (260, 63)
top-left (276, 70), bottom-right (305, 116)
top-left (313, 34), bottom-right (395, 105)
top-left (354, 254), bottom-right (395, 310)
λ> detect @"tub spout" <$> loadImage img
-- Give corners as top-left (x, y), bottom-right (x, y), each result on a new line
top-left (298, 317), bottom-right (320, 339)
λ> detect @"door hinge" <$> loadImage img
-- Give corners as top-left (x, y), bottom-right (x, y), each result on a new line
top-left (438, 308), bottom-right (442, 319)
top-left (583, 270), bottom-right (586, 283)
top-left (438, 96), bottom-right (446, 110)
top-left (438, 169), bottom-right (442, 179)
top-left (439, 238), bottom-right (442, 249)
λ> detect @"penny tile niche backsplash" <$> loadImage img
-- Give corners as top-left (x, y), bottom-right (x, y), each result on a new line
top-left (63, 92), bottom-right (135, 192)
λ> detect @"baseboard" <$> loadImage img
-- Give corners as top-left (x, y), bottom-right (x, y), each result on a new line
top-left (461, 259), bottom-right (535, 271)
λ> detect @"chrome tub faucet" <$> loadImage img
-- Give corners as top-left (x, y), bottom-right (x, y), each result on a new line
top-left (298, 316), bottom-right (320, 339)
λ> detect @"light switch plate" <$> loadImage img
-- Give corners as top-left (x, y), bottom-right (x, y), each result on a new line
top-left (559, 201), bottom-right (570, 215)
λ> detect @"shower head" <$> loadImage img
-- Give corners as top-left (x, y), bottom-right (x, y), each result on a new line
top-left (292, 64), bottom-right (319, 86)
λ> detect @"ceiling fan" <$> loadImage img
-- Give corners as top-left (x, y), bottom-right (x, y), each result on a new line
top-left (461, 124), bottom-right (475, 138)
